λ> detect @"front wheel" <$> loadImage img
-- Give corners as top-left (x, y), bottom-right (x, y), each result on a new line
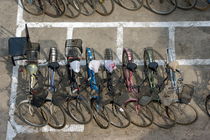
top-left (168, 102), bottom-right (198, 125)
top-left (106, 103), bottom-right (131, 128)
top-left (17, 100), bottom-right (48, 127)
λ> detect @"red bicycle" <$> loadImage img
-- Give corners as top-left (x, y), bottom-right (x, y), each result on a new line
top-left (122, 48), bottom-right (153, 127)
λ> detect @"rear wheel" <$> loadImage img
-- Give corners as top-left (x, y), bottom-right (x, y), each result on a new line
top-left (77, 0), bottom-right (96, 16)
top-left (92, 101), bottom-right (110, 129)
top-left (146, 0), bottom-right (177, 15)
top-left (44, 0), bottom-right (66, 18)
top-left (65, 0), bottom-right (81, 18)
top-left (125, 101), bottom-right (153, 127)
top-left (115, 0), bottom-right (143, 11)
top-left (96, 0), bottom-right (115, 16)
top-left (172, 0), bottom-right (197, 10)
top-left (67, 98), bottom-right (93, 124)
top-left (21, 0), bottom-right (45, 16)
top-left (194, 0), bottom-right (210, 10)
top-left (18, 100), bottom-right (48, 127)
top-left (44, 100), bottom-right (66, 129)
top-left (149, 102), bottom-right (176, 129)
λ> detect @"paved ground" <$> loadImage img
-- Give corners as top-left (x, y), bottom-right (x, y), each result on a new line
top-left (1, 0), bottom-right (210, 140)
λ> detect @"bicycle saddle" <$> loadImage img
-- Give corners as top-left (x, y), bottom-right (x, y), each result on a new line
top-left (127, 62), bottom-right (137, 72)
top-left (48, 62), bottom-right (60, 70)
top-left (148, 62), bottom-right (158, 72)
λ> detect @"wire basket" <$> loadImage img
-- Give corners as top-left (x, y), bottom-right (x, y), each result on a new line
top-left (178, 84), bottom-right (194, 104)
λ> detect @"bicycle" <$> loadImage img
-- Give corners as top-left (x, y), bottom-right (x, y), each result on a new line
top-left (122, 48), bottom-right (154, 127)
top-left (9, 24), bottom-right (49, 127)
top-left (64, 39), bottom-right (93, 124)
top-left (86, 48), bottom-right (110, 129)
top-left (143, 47), bottom-right (176, 129)
top-left (103, 48), bottom-right (131, 128)
top-left (44, 47), bottom-right (67, 129)
top-left (161, 48), bottom-right (198, 125)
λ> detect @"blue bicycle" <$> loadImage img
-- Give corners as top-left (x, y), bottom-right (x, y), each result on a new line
top-left (86, 48), bottom-right (110, 129)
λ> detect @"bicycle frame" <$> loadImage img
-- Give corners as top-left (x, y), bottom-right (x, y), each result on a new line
top-left (123, 48), bottom-right (138, 93)
top-left (86, 48), bottom-right (100, 92)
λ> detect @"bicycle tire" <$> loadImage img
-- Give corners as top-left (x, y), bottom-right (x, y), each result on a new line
top-left (205, 94), bottom-right (210, 117)
top-left (95, 0), bottom-right (115, 16)
top-left (149, 101), bottom-right (176, 129)
top-left (17, 100), bottom-right (48, 127)
top-left (115, 0), bottom-right (143, 11)
top-left (67, 97), bottom-right (93, 124)
top-left (168, 102), bottom-right (198, 125)
top-left (65, 0), bottom-right (81, 18)
top-left (194, 0), bottom-right (210, 10)
top-left (125, 101), bottom-right (153, 127)
top-left (44, 0), bottom-right (66, 18)
top-left (21, 0), bottom-right (45, 16)
top-left (106, 103), bottom-right (131, 128)
top-left (170, 0), bottom-right (197, 10)
top-left (42, 100), bottom-right (66, 129)
top-left (146, 0), bottom-right (177, 15)
top-left (92, 101), bottom-right (110, 129)
top-left (77, 0), bottom-right (96, 16)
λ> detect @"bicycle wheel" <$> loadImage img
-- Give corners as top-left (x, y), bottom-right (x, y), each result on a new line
top-left (44, 0), bottom-right (66, 18)
top-left (205, 95), bottom-right (210, 116)
top-left (115, 0), bottom-right (143, 11)
top-left (168, 102), bottom-right (198, 125)
top-left (65, 0), bottom-right (81, 18)
top-left (44, 100), bottom-right (66, 129)
top-left (92, 101), bottom-right (110, 129)
top-left (194, 0), bottom-right (210, 10)
top-left (149, 102), bottom-right (176, 129)
top-left (95, 0), bottom-right (115, 16)
top-left (171, 0), bottom-right (197, 10)
top-left (17, 100), bottom-right (48, 127)
top-left (21, 0), bottom-right (45, 16)
top-left (146, 0), bottom-right (177, 15)
top-left (125, 101), bottom-right (153, 127)
top-left (106, 103), bottom-right (130, 128)
top-left (67, 97), bottom-right (93, 124)
top-left (77, 0), bottom-right (96, 16)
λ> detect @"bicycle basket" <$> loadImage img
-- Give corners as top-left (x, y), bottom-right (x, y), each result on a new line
top-left (52, 93), bottom-right (67, 106)
top-left (178, 84), bottom-right (194, 104)
top-left (31, 88), bottom-right (48, 107)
